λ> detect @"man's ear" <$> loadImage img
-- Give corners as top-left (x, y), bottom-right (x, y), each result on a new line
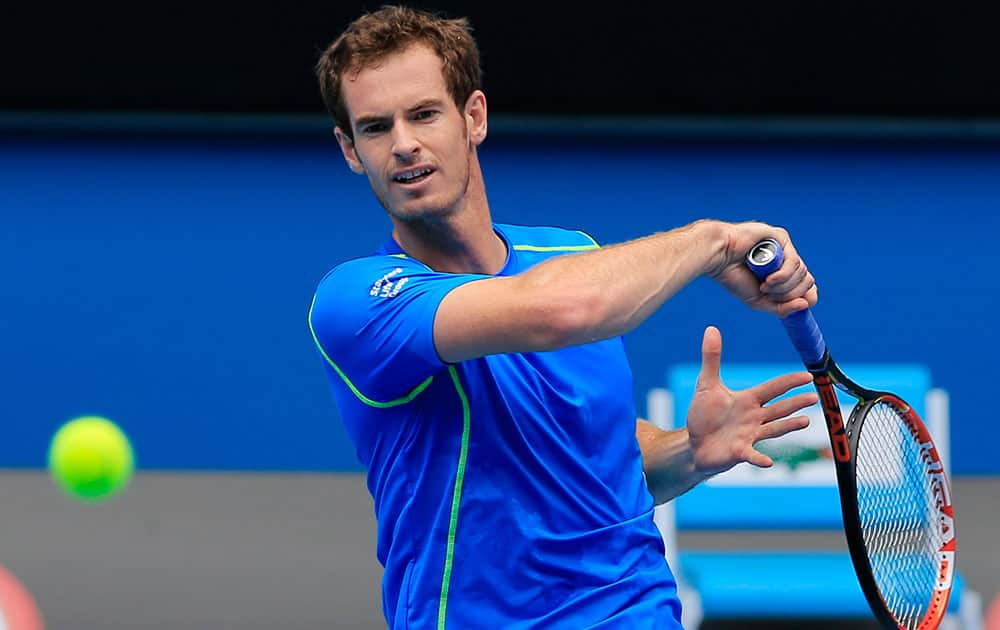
top-left (334, 127), bottom-right (366, 174)
top-left (464, 90), bottom-right (488, 146)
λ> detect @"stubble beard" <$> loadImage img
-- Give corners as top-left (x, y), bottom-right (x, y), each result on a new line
top-left (377, 151), bottom-right (473, 228)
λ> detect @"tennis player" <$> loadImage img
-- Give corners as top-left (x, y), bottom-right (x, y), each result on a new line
top-left (309, 6), bottom-right (819, 628)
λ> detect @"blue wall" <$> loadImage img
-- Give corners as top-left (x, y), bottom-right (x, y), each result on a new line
top-left (3, 131), bottom-right (998, 473)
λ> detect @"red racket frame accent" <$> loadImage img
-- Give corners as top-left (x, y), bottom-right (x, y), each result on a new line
top-left (878, 394), bottom-right (956, 630)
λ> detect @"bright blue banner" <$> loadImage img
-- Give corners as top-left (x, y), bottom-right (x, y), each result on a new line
top-left (3, 133), bottom-right (998, 473)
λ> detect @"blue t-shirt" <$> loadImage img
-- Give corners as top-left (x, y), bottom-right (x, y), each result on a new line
top-left (309, 223), bottom-right (681, 629)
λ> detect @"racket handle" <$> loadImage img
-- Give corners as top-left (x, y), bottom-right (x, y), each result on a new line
top-left (745, 238), bottom-right (827, 366)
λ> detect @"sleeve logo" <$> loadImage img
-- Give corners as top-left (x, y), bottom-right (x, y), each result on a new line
top-left (370, 267), bottom-right (409, 298)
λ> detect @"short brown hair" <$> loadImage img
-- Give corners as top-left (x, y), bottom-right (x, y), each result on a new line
top-left (316, 5), bottom-right (482, 140)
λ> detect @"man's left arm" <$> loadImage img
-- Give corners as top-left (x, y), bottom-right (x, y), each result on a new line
top-left (635, 325), bottom-right (819, 506)
top-left (635, 419), bottom-right (708, 506)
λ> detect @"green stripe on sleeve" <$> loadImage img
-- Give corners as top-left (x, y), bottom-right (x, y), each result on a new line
top-left (307, 296), bottom-right (433, 408)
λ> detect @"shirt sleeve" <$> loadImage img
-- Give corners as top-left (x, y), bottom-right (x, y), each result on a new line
top-left (308, 257), bottom-right (485, 403)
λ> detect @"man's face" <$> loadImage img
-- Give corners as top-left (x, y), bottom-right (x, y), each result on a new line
top-left (336, 43), bottom-right (484, 221)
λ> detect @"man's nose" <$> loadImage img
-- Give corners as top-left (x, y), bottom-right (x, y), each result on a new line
top-left (391, 122), bottom-right (420, 158)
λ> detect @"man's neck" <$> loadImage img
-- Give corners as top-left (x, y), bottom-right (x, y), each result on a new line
top-left (392, 208), bottom-right (507, 275)
top-left (390, 158), bottom-right (506, 274)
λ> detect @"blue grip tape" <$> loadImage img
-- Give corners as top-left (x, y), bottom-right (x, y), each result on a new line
top-left (781, 310), bottom-right (826, 366)
top-left (745, 239), bottom-right (827, 366)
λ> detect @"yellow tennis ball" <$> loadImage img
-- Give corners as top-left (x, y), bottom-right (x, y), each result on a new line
top-left (48, 416), bottom-right (134, 502)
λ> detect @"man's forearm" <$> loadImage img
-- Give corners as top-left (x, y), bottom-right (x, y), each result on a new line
top-left (519, 220), bottom-right (728, 348)
top-left (636, 419), bottom-right (712, 505)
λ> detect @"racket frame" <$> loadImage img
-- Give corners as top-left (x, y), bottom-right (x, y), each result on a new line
top-left (808, 352), bottom-right (957, 629)
top-left (746, 238), bottom-right (956, 629)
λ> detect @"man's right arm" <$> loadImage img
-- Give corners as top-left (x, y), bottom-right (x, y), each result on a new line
top-left (434, 219), bottom-right (817, 364)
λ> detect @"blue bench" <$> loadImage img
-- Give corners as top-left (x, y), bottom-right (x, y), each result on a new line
top-left (681, 551), bottom-right (967, 619)
top-left (647, 363), bottom-right (979, 628)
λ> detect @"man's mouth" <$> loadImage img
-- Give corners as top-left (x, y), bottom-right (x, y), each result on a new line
top-left (393, 167), bottom-right (434, 184)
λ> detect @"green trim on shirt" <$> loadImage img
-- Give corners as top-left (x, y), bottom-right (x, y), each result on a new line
top-left (512, 243), bottom-right (599, 252)
top-left (438, 365), bottom-right (472, 629)
top-left (307, 296), bottom-right (434, 407)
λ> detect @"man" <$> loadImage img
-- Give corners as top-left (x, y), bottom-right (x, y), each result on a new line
top-left (309, 6), bottom-right (819, 628)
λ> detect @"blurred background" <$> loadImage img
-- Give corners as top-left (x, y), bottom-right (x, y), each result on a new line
top-left (3, 1), bottom-right (999, 628)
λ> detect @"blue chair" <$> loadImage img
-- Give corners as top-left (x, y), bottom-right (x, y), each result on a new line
top-left (647, 363), bottom-right (982, 629)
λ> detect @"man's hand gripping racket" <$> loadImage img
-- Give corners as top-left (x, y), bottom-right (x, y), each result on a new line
top-left (746, 238), bottom-right (956, 630)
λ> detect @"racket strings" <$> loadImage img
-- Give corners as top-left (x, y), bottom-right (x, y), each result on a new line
top-left (855, 401), bottom-right (945, 630)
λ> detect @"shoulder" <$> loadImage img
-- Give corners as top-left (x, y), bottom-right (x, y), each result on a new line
top-left (309, 253), bottom-right (481, 333)
top-left (308, 255), bottom-right (421, 335)
top-left (498, 223), bottom-right (601, 251)
top-left (312, 254), bottom-right (430, 302)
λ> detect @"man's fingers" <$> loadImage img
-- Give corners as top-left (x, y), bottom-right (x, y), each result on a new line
top-left (755, 286), bottom-right (818, 318)
top-left (804, 283), bottom-right (819, 307)
top-left (697, 326), bottom-right (723, 388)
top-left (753, 371), bottom-right (814, 403)
top-left (745, 447), bottom-right (774, 468)
top-left (763, 265), bottom-right (809, 296)
top-left (757, 414), bottom-right (811, 441)
top-left (760, 255), bottom-right (803, 292)
top-left (762, 392), bottom-right (819, 422)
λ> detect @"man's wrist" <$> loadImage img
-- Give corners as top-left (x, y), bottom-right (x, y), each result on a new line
top-left (689, 219), bottom-right (731, 278)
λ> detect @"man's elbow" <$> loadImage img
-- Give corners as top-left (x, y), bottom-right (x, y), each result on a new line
top-left (528, 287), bottom-right (605, 350)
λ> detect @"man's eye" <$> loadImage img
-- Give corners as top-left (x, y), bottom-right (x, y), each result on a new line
top-left (362, 123), bottom-right (387, 134)
top-left (415, 110), bottom-right (438, 121)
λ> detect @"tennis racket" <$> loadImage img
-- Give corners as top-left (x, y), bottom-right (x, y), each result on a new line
top-left (746, 238), bottom-right (956, 630)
